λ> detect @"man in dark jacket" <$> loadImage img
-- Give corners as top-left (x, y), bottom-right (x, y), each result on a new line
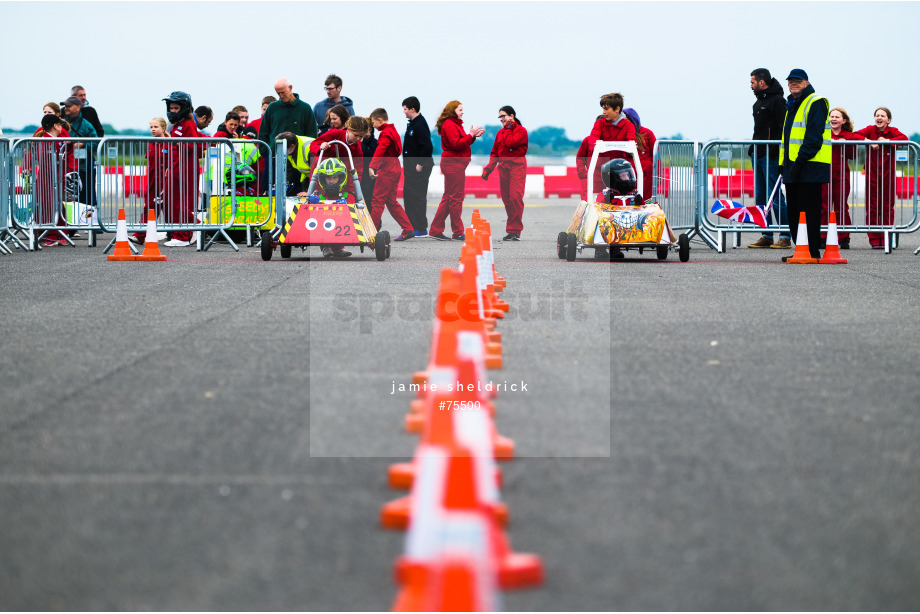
top-left (258, 78), bottom-right (317, 195)
top-left (70, 85), bottom-right (104, 137)
top-left (779, 68), bottom-right (830, 261)
top-left (748, 68), bottom-right (790, 248)
top-left (314, 74), bottom-right (355, 131)
top-left (61, 95), bottom-right (98, 208)
top-left (401, 96), bottom-right (434, 236)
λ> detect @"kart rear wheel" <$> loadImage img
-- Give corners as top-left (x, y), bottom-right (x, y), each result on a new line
top-left (260, 230), bottom-right (273, 261)
top-left (679, 233), bottom-right (690, 262)
top-left (557, 231), bottom-right (568, 259)
top-left (657, 245), bottom-right (669, 260)
top-left (565, 233), bottom-right (577, 262)
top-left (376, 231), bottom-right (390, 261)
top-left (280, 243), bottom-right (292, 259)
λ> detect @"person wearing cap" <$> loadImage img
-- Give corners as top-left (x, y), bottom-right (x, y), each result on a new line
top-left (70, 85), bottom-right (104, 137)
top-left (778, 68), bottom-right (831, 261)
top-left (61, 95), bottom-right (98, 209)
top-left (747, 68), bottom-right (790, 249)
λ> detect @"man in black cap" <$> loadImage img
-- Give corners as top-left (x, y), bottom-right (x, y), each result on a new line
top-left (61, 95), bottom-right (98, 208)
top-left (779, 68), bottom-right (831, 261)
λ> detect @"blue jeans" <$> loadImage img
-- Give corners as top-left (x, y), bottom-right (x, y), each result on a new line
top-left (752, 153), bottom-right (789, 240)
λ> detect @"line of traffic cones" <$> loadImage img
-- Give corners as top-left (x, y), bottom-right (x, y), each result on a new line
top-left (107, 208), bottom-right (167, 262)
top-left (386, 211), bottom-right (543, 610)
top-left (786, 210), bottom-right (847, 265)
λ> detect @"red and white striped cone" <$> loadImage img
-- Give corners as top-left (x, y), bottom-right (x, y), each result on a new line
top-left (786, 212), bottom-right (819, 264)
top-left (107, 208), bottom-right (136, 261)
top-left (819, 210), bottom-right (847, 264)
top-left (136, 209), bottom-right (167, 262)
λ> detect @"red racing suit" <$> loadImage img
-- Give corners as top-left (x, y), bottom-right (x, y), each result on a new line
top-left (430, 117), bottom-right (476, 237)
top-left (28, 131), bottom-right (78, 240)
top-left (164, 118), bottom-right (204, 241)
top-left (134, 138), bottom-right (174, 239)
top-left (637, 126), bottom-right (656, 199)
top-left (855, 124), bottom-right (908, 245)
top-left (820, 130), bottom-right (864, 240)
top-left (309, 128), bottom-right (363, 196)
top-left (368, 123), bottom-right (412, 232)
top-left (484, 121), bottom-right (528, 234)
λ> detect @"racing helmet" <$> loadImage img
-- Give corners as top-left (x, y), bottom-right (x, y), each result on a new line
top-left (601, 159), bottom-right (637, 196)
top-left (163, 91), bottom-right (193, 124)
top-left (316, 158), bottom-right (348, 196)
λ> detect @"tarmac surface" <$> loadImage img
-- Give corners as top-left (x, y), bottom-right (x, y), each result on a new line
top-left (1, 197), bottom-right (919, 610)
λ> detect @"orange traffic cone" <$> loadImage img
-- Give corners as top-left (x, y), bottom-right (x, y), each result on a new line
top-left (785, 211), bottom-right (819, 264)
top-left (819, 210), bottom-right (847, 264)
top-left (136, 209), bottom-right (167, 262)
top-left (107, 208), bottom-right (136, 261)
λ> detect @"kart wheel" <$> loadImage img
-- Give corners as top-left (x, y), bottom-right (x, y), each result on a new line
top-left (557, 231), bottom-right (568, 259)
top-left (376, 230), bottom-right (390, 261)
top-left (657, 245), bottom-right (669, 260)
top-left (280, 243), bottom-right (292, 259)
top-left (260, 230), bottom-right (273, 261)
top-left (679, 233), bottom-right (690, 262)
top-left (565, 233), bottom-right (577, 262)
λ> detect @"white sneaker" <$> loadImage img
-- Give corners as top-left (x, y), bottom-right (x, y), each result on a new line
top-left (156, 232), bottom-right (168, 241)
top-left (164, 238), bottom-right (193, 247)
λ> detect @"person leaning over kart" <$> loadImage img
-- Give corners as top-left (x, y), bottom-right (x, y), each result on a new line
top-left (303, 157), bottom-right (355, 259)
top-left (596, 158), bottom-right (642, 260)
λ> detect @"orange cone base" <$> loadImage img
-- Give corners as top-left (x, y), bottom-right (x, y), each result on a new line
top-left (487, 331), bottom-right (501, 344)
top-left (391, 562), bottom-right (429, 612)
top-left (485, 355), bottom-right (503, 370)
top-left (497, 553), bottom-right (545, 590)
top-left (388, 463), bottom-right (504, 490)
top-left (819, 255), bottom-right (847, 264)
top-left (412, 371), bottom-right (427, 386)
top-left (495, 301), bottom-right (510, 312)
top-left (107, 255), bottom-right (137, 262)
top-left (381, 496), bottom-right (509, 531)
top-left (136, 254), bottom-right (167, 262)
top-left (786, 256), bottom-right (819, 264)
top-left (493, 434), bottom-right (515, 460)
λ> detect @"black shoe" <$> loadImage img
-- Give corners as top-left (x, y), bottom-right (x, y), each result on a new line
top-left (452, 234), bottom-right (465, 241)
top-left (502, 233), bottom-right (520, 241)
top-left (781, 256), bottom-right (790, 262)
top-left (429, 233), bottom-right (452, 241)
top-left (840, 239), bottom-right (850, 250)
top-left (611, 248), bottom-right (625, 259)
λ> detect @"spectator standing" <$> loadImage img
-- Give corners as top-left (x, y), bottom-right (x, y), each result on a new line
top-left (820, 107), bottom-right (864, 249)
top-left (70, 85), bottom-right (104, 137)
top-left (213, 111), bottom-right (241, 139)
top-left (194, 106), bottom-right (214, 134)
top-left (36, 103), bottom-right (70, 137)
top-left (162, 91), bottom-right (204, 247)
top-left (232, 105), bottom-right (249, 128)
top-left (313, 74), bottom-right (355, 130)
top-left (855, 107), bottom-right (909, 249)
top-left (482, 105), bottom-right (528, 241)
top-left (368, 108), bottom-right (415, 241)
top-left (428, 101), bottom-right (484, 241)
top-left (258, 78), bottom-right (317, 146)
top-left (622, 107), bottom-right (656, 200)
top-left (132, 118), bottom-right (171, 244)
top-left (360, 129), bottom-right (378, 213)
top-left (306, 115), bottom-right (371, 197)
top-left (778, 69), bottom-right (830, 261)
top-left (318, 105), bottom-right (350, 136)
top-left (747, 68), bottom-right (790, 248)
top-left (402, 96), bottom-right (433, 236)
top-left (31, 114), bottom-right (77, 246)
top-left (60, 95), bottom-right (97, 208)
top-left (248, 96), bottom-right (275, 135)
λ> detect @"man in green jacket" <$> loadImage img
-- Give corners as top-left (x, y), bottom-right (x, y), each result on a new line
top-left (257, 78), bottom-right (317, 147)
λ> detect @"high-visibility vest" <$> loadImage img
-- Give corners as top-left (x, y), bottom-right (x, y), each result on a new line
top-left (207, 141), bottom-right (262, 183)
top-left (780, 93), bottom-right (832, 166)
top-left (287, 135), bottom-right (315, 181)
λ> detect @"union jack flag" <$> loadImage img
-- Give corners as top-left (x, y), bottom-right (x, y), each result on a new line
top-left (710, 199), bottom-right (768, 227)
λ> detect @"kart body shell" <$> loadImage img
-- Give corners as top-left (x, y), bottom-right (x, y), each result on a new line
top-left (558, 141), bottom-right (689, 262)
top-left (260, 141), bottom-right (391, 261)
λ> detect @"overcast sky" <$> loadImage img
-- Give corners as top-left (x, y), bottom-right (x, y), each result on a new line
top-left (2, 1), bottom-right (918, 143)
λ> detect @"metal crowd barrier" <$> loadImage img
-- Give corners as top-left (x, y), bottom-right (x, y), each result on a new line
top-left (652, 140), bottom-right (697, 233)
top-left (697, 139), bottom-right (920, 253)
top-left (96, 136), bottom-right (272, 252)
top-left (0, 138), bottom-right (12, 254)
top-left (8, 137), bottom-right (102, 250)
